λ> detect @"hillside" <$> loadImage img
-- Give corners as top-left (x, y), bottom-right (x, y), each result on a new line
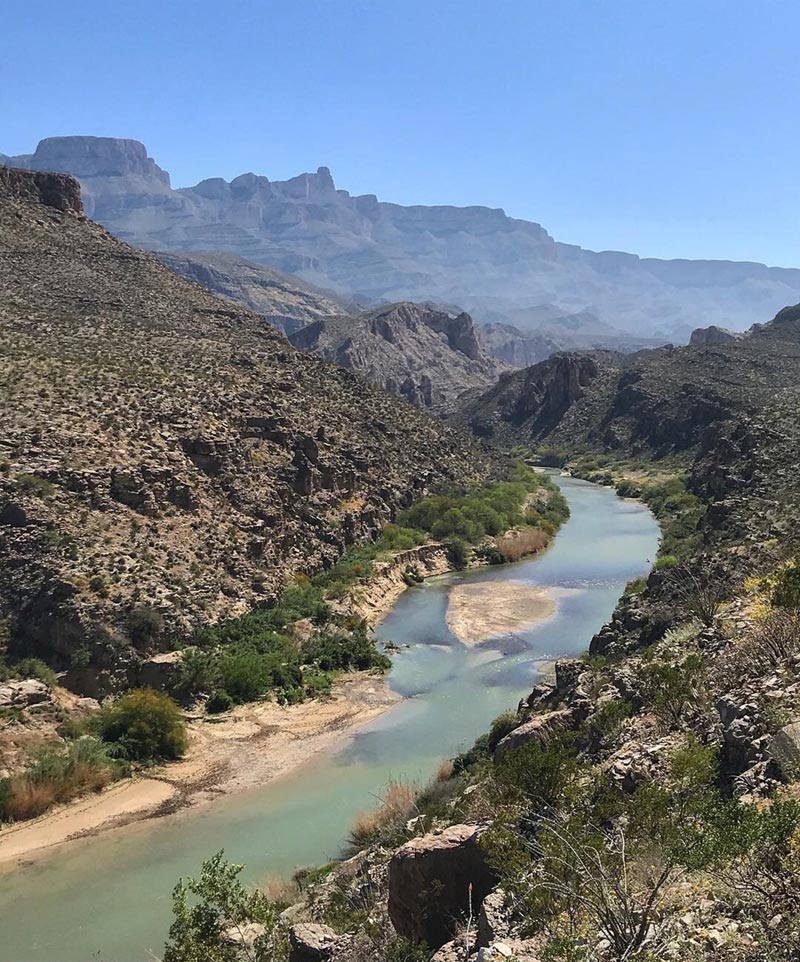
top-left (289, 302), bottom-right (505, 412)
top-left (155, 250), bottom-right (354, 335)
top-left (0, 166), bottom-right (494, 696)
top-left (5, 137), bottom-right (800, 338)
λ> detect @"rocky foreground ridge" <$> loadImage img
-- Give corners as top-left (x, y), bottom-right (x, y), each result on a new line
top-left (5, 136), bottom-right (800, 338)
top-left (0, 166), bottom-right (494, 695)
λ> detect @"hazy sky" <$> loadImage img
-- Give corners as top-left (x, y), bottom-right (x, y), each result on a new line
top-left (3, 0), bottom-right (798, 265)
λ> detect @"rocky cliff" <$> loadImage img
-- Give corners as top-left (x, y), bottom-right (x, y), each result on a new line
top-left (7, 136), bottom-right (800, 339)
top-left (0, 167), bottom-right (494, 694)
top-left (289, 302), bottom-right (505, 412)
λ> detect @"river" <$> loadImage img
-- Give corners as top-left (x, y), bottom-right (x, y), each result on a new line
top-left (0, 475), bottom-right (659, 962)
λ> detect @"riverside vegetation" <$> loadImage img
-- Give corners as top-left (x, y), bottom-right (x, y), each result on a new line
top-left (0, 460), bottom-right (561, 827)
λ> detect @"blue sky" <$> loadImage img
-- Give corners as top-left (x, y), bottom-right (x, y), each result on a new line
top-left (3, 0), bottom-right (798, 265)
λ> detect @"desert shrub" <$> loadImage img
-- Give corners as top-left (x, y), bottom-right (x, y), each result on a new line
top-left (494, 733), bottom-right (581, 810)
top-left (347, 779), bottom-right (418, 851)
top-left (303, 627), bottom-right (390, 673)
top-left (11, 657), bottom-right (57, 688)
top-left (402, 563), bottom-right (424, 584)
top-left (665, 562), bottom-right (725, 626)
top-left (206, 689), bottom-right (234, 714)
top-left (537, 448), bottom-right (569, 468)
top-left (93, 688), bottom-right (187, 761)
top-left (445, 538), bottom-right (470, 569)
top-left (15, 473), bottom-right (55, 497)
top-left (1, 737), bottom-right (118, 822)
top-left (496, 527), bottom-right (549, 562)
top-left (128, 605), bottom-right (164, 647)
top-left (636, 652), bottom-right (704, 728)
top-left (487, 710), bottom-right (521, 751)
top-left (452, 732), bottom-right (491, 773)
top-left (164, 851), bottom-right (282, 962)
top-left (654, 553), bottom-right (678, 570)
top-left (216, 647), bottom-right (276, 703)
top-left (728, 610), bottom-right (800, 675)
top-left (176, 648), bottom-right (219, 698)
top-left (378, 523), bottom-right (427, 552)
top-left (772, 559), bottom-right (800, 610)
top-left (583, 699), bottom-right (633, 752)
top-left (473, 545), bottom-right (508, 565)
top-left (384, 937), bottom-right (430, 962)
top-left (615, 479), bottom-right (643, 499)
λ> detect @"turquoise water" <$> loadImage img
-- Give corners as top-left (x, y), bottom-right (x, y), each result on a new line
top-left (0, 476), bottom-right (659, 962)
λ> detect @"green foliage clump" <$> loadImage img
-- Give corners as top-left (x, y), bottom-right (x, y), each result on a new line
top-left (494, 733), bottom-right (581, 810)
top-left (15, 473), bottom-right (55, 497)
top-left (635, 652), bottom-right (705, 729)
top-left (11, 657), bottom-right (58, 688)
top-left (615, 478), bottom-right (643, 498)
top-left (164, 852), bottom-right (283, 962)
top-left (487, 710), bottom-right (521, 752)
top-left (772, 558), bottom-right (800, 609)
top-left (92, 688), bottom-right (188, 761)
top-left (640, 477), bottom-right (706, 558)
top-left (128, 605), bottom-right (164, 647)
top-left (184, 582), bottom-right (389, 709)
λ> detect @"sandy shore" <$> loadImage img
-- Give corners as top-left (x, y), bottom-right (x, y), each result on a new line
top-left (446, 579), bottom-right (555, 646)
top-left (0, 672), bottom-right (399, 870)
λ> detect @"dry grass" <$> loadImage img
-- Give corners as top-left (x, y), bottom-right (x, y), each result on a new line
top-left (347, 778), bottom-right (419, 851)
top-left (3, 762), bottom-right (113, 821)
top-left (496, 527), bottom-right (549, 562)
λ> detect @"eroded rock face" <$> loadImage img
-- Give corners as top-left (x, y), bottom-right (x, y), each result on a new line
top-left (0, 167), bottom-right (83, 214)
top-left (387, 823), bottom-right (497, 949)
top-left (0, 679), bottom-right (52, 709)
top-left (289, 302), bottom-right (504, 413)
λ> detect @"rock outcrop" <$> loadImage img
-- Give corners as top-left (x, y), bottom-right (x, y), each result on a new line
top-left (0, 167), bottom-right (494, 693)
top-left (8, 136), bottom-right (800, 338)
top-left (388, 823), bottom-right (497, 949)
top-left (290, 302), bottom-right (504, 412)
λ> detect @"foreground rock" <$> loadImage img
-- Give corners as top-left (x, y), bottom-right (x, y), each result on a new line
top-left (388, 824), bottom-right (497, 949)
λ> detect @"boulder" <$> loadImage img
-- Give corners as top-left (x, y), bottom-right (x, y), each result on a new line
top-left (288, 922), bottom-right (338, 962)
top-left (769, 721), bottom-right (800, 780)
top-left (388, 824), bottom-right (497, 949)
top-left (0, 678), bottom-right (52, 708)
top-left (477, 888), bottom-right (518, 947)
top-left (220, 921), bottom-right (266, 956)
top-left (493, 708), bottom-right (574, 762)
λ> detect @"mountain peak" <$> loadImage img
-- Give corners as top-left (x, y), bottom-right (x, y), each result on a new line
top-left (26, 136), bottom-right (170, 186)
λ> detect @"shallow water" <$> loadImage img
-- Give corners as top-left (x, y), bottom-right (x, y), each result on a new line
top-left (0, 476), bottom-right (659, 962)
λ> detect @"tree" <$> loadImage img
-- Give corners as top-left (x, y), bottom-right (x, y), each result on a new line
top-left (163, 852), bottom-right (281, 962)
top-left (95, 688), bottom-right (187, 761)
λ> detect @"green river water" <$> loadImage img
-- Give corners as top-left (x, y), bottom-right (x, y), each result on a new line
top-left (0, 475), bottom-right (660, 961)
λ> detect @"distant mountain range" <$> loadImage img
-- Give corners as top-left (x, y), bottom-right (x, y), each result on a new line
top-left (5, 136), bottom-right (800, 339)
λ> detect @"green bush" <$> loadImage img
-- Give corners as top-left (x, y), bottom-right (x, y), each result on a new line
top-left (445, 538), bottom-right (470, 570)
top-left (615, 479), bottom-right (643, 499)
top-left (164, 852), bottom-right (281, 962)
top-left (12, 657), bottom-right (57, 688)
top-left (94, 688), bottom-right (187, 761)
top-left (128, 605), bottom-right (164, 647)
top-left (206, 689), bottom-right (234, 714)
top-left (494, 733), bottom-right (581, 810)
top-left (487, 710), bottom-right (520, 751)
top-left (773, 559), bottom-right (800, 609)
top-left (15, 473), bottom-right (55, 497)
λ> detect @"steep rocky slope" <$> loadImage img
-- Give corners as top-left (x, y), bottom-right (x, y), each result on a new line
top-left (0, 166), bottom-right (494, 695)
top-left (6, 136), bottom-right (800, 338)
top-left (289, 302), bottom-right (505, 412)
top-left (155, 251), bottom-right (353, 335)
